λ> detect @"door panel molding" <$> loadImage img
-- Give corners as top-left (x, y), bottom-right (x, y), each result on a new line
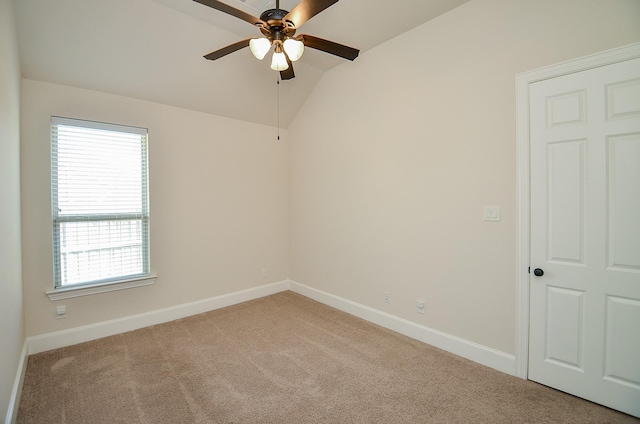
top-left (515, 42), bottom-right (640, 381)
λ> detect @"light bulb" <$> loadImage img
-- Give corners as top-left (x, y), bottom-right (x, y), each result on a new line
top-left (249, 38), bottom-right (271, 60)
top-left (283, 38), bottom-right (304, 62)
top-left (270, 51), bottom-right (289, 71)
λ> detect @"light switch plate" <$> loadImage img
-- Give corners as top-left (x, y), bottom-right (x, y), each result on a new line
top-left (483, 206), bottom-right (501, 222)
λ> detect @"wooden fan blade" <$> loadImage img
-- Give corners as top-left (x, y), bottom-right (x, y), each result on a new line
top-left (298, 34), bottom-right (359, 61)
top-left (193, 0), bottom-right (266, 27)
top-left (284, 0), bottom-right (338, 29)
top-left (280, 54), bottom-right (295, 80)
top-left (204, 38), bottom-right (251, 61)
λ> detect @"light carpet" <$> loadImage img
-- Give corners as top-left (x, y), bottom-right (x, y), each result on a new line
top-left (17, 291), bottom-right (639, 423)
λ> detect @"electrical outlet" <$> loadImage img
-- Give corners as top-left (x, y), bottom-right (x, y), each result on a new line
top-left (261, 268), bottom-right (268, 278)
top-left (56, 305), bottom-right (67, 319)
top-left (416, 299), bottom-right (425, 314)
top-left (384, 292), bottom-right (391, 304)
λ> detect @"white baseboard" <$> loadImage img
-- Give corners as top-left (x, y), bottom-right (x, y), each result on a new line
top-left (27, 280), bottom-right (289, 355)
top-left (289, 280), bottom-right (516, 376)
top-left (25, 279), bottom-right (516, 377)
top-left (5, 339), bottom-right (28, 424)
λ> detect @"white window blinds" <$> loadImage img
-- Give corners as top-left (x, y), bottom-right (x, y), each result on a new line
top-left (51, 117), bottom-right (150, 288)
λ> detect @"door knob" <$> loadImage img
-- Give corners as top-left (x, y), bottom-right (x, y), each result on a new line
top-left (533, 268), bottom-right (544, 277)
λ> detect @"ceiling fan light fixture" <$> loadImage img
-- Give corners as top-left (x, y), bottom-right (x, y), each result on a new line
top-left (283, 38), bottom-right (304, 62)
top-left (249, 37), bottom-right (271, 60)
top-left (270, 50), bottom-right (289, 71)
top-left (197, 0), bottom-right (360, 80)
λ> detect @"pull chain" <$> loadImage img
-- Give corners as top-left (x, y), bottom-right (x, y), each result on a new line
top-left (277, 79), bottom-right (280, 140)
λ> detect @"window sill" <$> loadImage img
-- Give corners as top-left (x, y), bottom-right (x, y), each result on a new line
top-left (46, 275), bottom-right (157, 301)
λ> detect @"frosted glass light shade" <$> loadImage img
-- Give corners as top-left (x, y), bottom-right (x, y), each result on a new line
top-left (283, 38), bottom-right (304, 61)
top-left (270, 51), bottom-right (289, 71)
top-left (249, 38), bottom-right (271, 60)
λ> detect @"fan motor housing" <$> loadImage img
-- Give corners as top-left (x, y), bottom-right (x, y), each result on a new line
top-left (260, 8), bottom-right (288, 24)
top-left (260, 8), bottom-right (296, 39)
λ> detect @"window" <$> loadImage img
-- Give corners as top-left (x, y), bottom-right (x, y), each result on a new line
top-left (51, 117), bottom-right (150, 290)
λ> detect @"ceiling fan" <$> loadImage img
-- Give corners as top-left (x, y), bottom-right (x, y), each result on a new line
top-left (194, 0), bottom-right (359, 80)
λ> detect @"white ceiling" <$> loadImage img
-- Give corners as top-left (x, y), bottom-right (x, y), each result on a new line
top-left (15, 0), bottom-right (471, 127)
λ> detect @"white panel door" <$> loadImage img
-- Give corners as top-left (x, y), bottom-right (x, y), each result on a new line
top-left (529, 57), bottom-right (640, 417)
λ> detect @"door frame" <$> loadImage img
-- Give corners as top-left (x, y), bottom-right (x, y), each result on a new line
top-left (515, 42), bottom-right (640, 379)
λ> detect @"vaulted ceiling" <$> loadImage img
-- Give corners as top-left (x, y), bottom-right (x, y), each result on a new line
top-left (15, 0), bottom-right (471, 127)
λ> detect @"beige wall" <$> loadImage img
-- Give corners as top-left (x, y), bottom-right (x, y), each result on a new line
top-left (288, 0), bottom-right (640, 355)
top-left (0, 0), bottom-right (24, 419)
top-left (21, 80), bottom-right (289, 336)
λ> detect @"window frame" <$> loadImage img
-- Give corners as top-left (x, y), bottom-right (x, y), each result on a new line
top-left (48, 117), bottom-right (155, 299)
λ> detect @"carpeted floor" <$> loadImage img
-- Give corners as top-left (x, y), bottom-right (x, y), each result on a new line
top-left (17, 291), bottom-right (639, 423)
